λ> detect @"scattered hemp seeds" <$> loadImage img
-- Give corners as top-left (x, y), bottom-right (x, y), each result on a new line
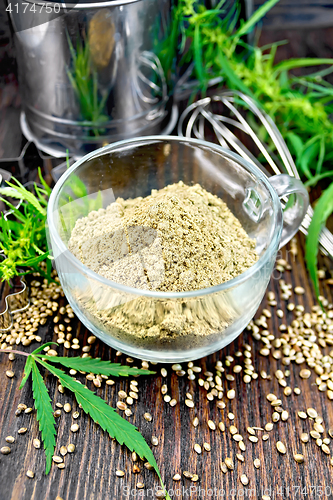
top-left (298, 411), bottom-right (307, 420)
top-left (203, 443), bottom-right (211, 452)
top-left (240, 474), bottom-right (249, 486)
top-left (63, 403), bottom-right (71, 413)
top-left (294, 454), bottom-right (305, 463)
top-left (151, 436), bottom-right (159, 446)
top-left (307, 408), bottom-right (318, 419)
top-left (220, 462), bottom-right (228, 474)
top-left (1, 218), bottom-right (333, 496)
top-left (33, 439), bottom-right (41, 449)
top-left (194, 444), bottom-right (202, 454)
top-left (301, 433), bottom-right (309, 443)
top-left (193, 417), bottom-right (199, 428)
top-left (60, 446), bottom-right (67, 457)
top-left (225, 457), bottom-right (234, 470)
top-left (276, 442), bottom-right (287, 454)
top-left (208, 420), bottom-right (216, 431)
top-left (300, 369), bottom-right (311, 379)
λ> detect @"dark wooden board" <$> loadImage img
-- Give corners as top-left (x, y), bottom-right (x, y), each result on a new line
top-left (254, 0), bottom-right (333, 29)
top-left (0, 235), bottom-right (333, 500)
top-left (1, 11), bottom-right (333, 500)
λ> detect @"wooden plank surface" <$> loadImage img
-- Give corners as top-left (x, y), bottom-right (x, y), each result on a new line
top-left (254, 0), bottom-right (333, 29)
top-left (1, 235), bottom-right (333, 500)
top-left (1, 13), bottom-right (333, 500)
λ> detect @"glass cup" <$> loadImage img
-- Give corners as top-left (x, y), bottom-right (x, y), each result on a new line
top-left (47, 136), bottom-right (309, 362)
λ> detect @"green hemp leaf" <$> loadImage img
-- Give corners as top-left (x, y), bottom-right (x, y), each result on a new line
top-left (31, 359), bottom-right (57, 474)
top-left (4, 344), bottom-right (170, 499)
top-left (305, 183), bottom-right (333, 301)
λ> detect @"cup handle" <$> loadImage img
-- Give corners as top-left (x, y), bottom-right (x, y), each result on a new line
top-left (269, 174), bottom-right (309, 249)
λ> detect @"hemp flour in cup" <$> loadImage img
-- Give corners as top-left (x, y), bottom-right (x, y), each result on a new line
top-left (47, 136), bottom-right (309, 362)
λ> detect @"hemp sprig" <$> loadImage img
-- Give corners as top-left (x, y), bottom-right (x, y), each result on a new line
top-left (0, 168), bottom-right (52, 283)
top-left (0, 344), bottom-right (170, 499)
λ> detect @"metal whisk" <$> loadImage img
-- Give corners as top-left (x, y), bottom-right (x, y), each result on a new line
top-left (177, 90), bottom-right (333, 258)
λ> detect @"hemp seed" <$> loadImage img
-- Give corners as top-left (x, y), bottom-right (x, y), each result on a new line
top-left (294, 454), bottom-right (304, 463)
top-left (276, 441), bottom-right (286, 454)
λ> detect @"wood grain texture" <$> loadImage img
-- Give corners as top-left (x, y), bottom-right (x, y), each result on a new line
top-left (0, 237), bottom-right (332, 500)
top-left (1, 14), bottom-right (333, 500)
top-left (254, 0), bottom-right (333, 29)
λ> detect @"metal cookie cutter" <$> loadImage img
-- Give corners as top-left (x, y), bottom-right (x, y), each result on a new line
top-left (0, 169), bottom-right (30, 332)
top-left (0, 278), bottom-right (29, 331)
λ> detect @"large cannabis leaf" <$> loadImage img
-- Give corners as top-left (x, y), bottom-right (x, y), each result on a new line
top-left (38, 359), bottom-right (161, 476)
top-left (7, 345), bottom-right (170, 499)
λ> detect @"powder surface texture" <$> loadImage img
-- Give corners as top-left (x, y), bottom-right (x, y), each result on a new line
top-left (69, 182), bottom-right (258, 292)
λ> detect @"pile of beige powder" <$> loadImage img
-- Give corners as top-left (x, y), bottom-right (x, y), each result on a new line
top-left (68, 182), bottom-right (259, 347)
top-left (69, 182), bottom-right (258, 293)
